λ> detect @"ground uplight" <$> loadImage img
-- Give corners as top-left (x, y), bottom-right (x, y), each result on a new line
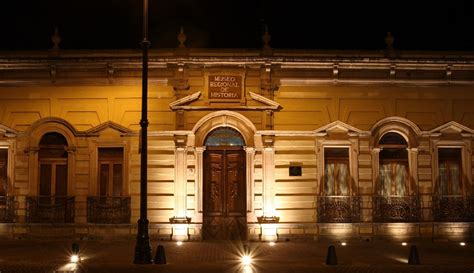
top-left (70, 254), bottom-right (79, 263)
top-left (241, 255), bottom-right (252, 266)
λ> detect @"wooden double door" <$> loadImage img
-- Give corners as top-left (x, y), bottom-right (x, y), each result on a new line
top-left (203, 148), bottom-right (247, 240)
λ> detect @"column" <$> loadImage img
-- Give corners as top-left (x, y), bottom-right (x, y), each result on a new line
top-left (170, 135), bottom-right (190, 241)
top-left (193, 147), bottom-right (205, 223)
top-left (408, 147), bottom-right (420, 221)
top-left (262, 146), bottom-right (275, 217)
top-left (370, 147), bottom-right (381, 222)
top-left (258, 135), bottom-right (279, 241)
top-left (407, 148), bottom-right (419, 195)
top-left (244, 147), bottom-right (256, 221)
top-left (174, 146), bottom-right (187, 219)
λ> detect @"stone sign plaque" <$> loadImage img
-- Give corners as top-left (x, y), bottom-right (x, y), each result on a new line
top-left (208, 75), bottom-right (242, 100)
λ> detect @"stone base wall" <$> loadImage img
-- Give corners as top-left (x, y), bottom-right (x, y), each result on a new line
top-left (1, 223), bottom-right (472, 241)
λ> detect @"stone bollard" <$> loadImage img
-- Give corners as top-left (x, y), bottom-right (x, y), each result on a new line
top-left (154, 245), bottom-right (166, 264)
top-left (243, 244), bottom-right (250, 255)
top-left (72, 243), bottom-right (79, 255)
top-left (408, 245), bottom-right (420, 265)
top-left (325, 245), bottom-right (338, 265)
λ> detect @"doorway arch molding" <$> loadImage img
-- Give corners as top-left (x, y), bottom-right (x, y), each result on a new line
top-left (192, 111), bottom-right (257, 147)
top-left (24, 117), bottom-right (78, 199)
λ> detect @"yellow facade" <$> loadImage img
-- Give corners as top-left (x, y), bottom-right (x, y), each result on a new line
top-left (0, 49), bottom-right (473, 241)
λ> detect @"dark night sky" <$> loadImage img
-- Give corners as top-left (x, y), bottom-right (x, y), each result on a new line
top-left (1, 0), bottom-right (474, 51)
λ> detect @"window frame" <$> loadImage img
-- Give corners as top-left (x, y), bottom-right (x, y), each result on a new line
top-left (434, 144), bottom-right (468, 197)
top-left (94, 145), bottom-right (128, 197)
top-left (317, 140), bottom-right (358, 197)
top-left (0, 146), bottom-right (10, 197)
top-left (323, 147), bottom-right (351, 196)
top-left (37, 132), bottom-right (69, 197)
top-left (97, 147), bottom-right (125, 197)
top-left (38, 158), bottom-right (68, 196)
top-left (373, 131), bottom-right (418, 197)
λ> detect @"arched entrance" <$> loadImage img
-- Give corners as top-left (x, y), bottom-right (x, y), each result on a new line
top-left (202, 127), bottom-right (247, 240)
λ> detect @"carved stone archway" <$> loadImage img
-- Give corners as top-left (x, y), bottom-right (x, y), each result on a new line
top-left (192, 111), bottom-right (257, 231)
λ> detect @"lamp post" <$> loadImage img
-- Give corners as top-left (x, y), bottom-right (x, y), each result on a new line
top-left (134, 0), bottom-right (152, 264)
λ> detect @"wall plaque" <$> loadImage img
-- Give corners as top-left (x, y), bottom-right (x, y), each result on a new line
top-left (208, 75), bottom-right (242, 100)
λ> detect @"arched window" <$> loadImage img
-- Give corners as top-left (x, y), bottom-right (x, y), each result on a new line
top-left (38, 132), bottom-right (68, 199)
top-left (378, 132), bottom-right (409, 197)
top-left (204, 127), bottom-right (245, 147)
top-left (27, 132), bottom-right (74, 223)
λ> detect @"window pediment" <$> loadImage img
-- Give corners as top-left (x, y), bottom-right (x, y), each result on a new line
top-left (168, 91), bottom-right (281, 111)
top-left (429, 121), bottom-right (474, 137)
top-left (0, 124), bottom-right (17, 138)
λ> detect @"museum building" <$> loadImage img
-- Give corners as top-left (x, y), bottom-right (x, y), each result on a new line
top-left (0, 34), bottom-right (474, 242)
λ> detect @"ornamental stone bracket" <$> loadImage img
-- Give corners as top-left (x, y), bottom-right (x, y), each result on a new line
top-left (173, 134), bottom-right (188, 148)
top-left (169, 62), bottom-right (190, 94)
top-left (260, 63), bottom-right (280, 96)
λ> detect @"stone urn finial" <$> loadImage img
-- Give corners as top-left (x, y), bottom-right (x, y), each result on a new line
top-left (51, 27), bottom-right (61, 50)
top-left (262, 24), bottom-right (271, 50)
top-left (177, 26), bottom-right (187, 48)
top-left (385, 32), bottom-right (394, 50)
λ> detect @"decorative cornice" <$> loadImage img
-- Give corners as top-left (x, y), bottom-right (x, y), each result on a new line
top-left (1, 51), bottom-right (474, 85)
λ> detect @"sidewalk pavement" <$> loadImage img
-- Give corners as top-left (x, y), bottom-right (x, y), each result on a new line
top-left (1, 239), bottom-right (473, 273)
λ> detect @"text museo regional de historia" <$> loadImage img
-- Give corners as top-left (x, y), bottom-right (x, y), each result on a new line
top-left (209, 76), bottom-right (240, 98)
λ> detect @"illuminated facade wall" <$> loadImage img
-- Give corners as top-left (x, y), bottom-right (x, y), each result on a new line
top-left (0, 49), bottom-right (473, 241)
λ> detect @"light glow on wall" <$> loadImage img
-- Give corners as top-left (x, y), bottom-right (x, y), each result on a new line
top-left (260, 223), bottom-right (278, 242)
top-left (172, 223), bottom-right (188, 241)
top-left (386, 223), bottom-right (411, 240)
top-left (325, 223), bottom-right (352, 237)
